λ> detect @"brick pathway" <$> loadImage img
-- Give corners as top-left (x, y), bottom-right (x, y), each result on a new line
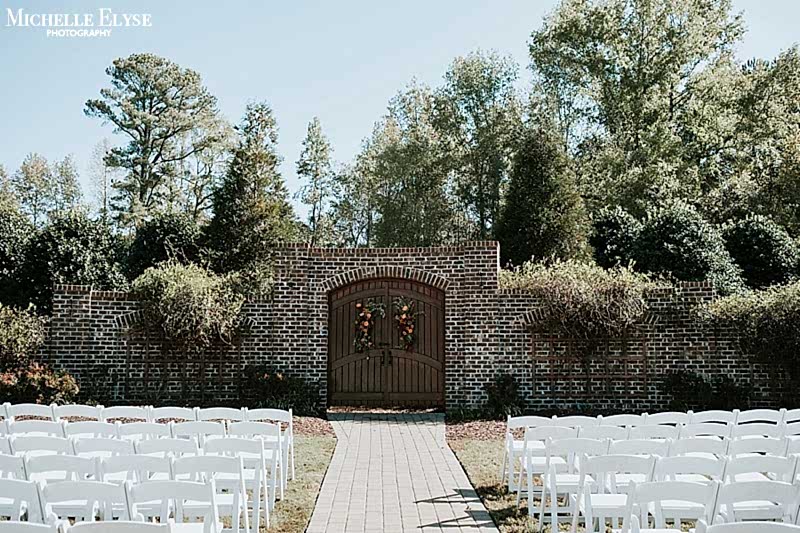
top-left (307, 413), bottom-right (497, 533)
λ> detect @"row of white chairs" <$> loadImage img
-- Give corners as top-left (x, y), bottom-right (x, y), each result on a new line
top-left (0, 440), bottom-right (280, 532)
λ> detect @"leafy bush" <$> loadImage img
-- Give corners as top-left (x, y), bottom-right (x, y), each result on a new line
top-left (131, 261), bottom-right (245, 353)
top-left (591, 206), bottom-right (641, 268)
top-left (0, 361), bottom-right (79, 405)
top-left (707, 281), bottom-right (800, 389)
top-left (660, 370), bottom-right (750, 412)
top-left (484, 373), bottom-right (524, 418)
top-left (0, 304), bottom-right (47, 366)
top-left (125, 211), bottom-right (202, 280)
top-left (15, 210), bottom-right (127, 313)
top-left (241, 364), bottom-right (321, 416)
top-left (632, 202), bottom-right (745, 295)
top-left (722, 215), bottom-right (799, 289)
top-left (499, 259), bottom-right (656, 338)
top-left (0, 203), bottom-right (33, 306)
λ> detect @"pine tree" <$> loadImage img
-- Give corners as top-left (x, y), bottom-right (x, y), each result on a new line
top-left (296, 117), bottom-right (334, 246)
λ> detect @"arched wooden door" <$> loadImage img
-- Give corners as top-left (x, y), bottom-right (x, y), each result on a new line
top-left (328, 278), bottom-right (445, 407)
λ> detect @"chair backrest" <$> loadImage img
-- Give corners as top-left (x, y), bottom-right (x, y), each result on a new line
top-left (0, 522), bottom-right (57, 531)
top-left (7, 404), bottom-right (54, 421)
top-left (629, 424), bottom-right (679, 440)
top-left (579, 454), bottom-right (656, 494)
top-left (149, 406), bottom-right (196, 423)
top-left (72, 436), bottom-right (135, 458)
top-left (41, 479), bottom-right (129, 521)
top-left (67, 521), bottom-right (170, 531)
top-left (101, 406), bottom-right (149, 422)
top-left (644, 411), bottom-right (690, 426)
top-left (227, 421), bottom-right (282, 440)
top-left (623, 480), bottom-right (718, 529)
top-left (728, 435), bottom-right (787, 456)
top-left (134, 437), bottom-right (199, 457)
top-left (690, 410), bottom-right (737, 425)
top-left (548, 415), bottom-right (599, 428)
top-left (0, 437), bottom-right (10, 455)
top-left (10, 436), bottom-right (73, 456)
top-left (8, 420), bottom-right (66, 437)
top-left (724, 454), bottom-right (797, 483)
top-left (609, 439), bottom-right (670, 457)
top-left (599, 414), bottom-right (645, 427)
top-left (714, 480), bottom-right (800, 524)
top-left (117, 422), bottom-right (172, 440)
top-left (202, 437), bottom-right (271, 476)
top-left (126, 479), bottom-right (220, 531)
top-left (697, 520), bottom-right (800, 532)
top-left (578, 424), bottom-right (629, 441)
top-left (546, 437), bottom-right (608, 473)
top-left (653, 455), bottom-right (725, 482)
top-left (246, 408), bottom-right (291, 424)
top-left (731, 422), bottom-right (785, 439)
top-left (737, 408), bottom-right (785, 425)
top-left (679, 423), bottom-right (732, 439)
top-left (784, 409), bottom-right (800, 425)
top-left (506, 415), bottom-right (553, 429)
top-left (52, 404), bottom-right (102, 421)
top-left (100, 454), bottom-right (172, 484)
top-left (669, 437), bottom-right (730, 458)
top-left (24, 454), bottom-right (96, 483)
top-left (64, 421), bottom-right (120, 438)
top-left (196, 407), bottom-right (245, 422)
top-left (0, 453), bottom-right (27, 479)
top-left (0, 478), bottom-right (46, 522)
top-left (172, 421), bottom-right (226, 445)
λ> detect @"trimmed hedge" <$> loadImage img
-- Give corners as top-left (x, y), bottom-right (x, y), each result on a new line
top-left (722, 215), bottom-right (799, 289)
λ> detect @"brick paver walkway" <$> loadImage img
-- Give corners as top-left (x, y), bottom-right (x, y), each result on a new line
top-left (307, 413), bottom-right (497, 533)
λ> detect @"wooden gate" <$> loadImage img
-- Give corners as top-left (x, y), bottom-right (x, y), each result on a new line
top-left (328, 278), bottom-right (445, 407)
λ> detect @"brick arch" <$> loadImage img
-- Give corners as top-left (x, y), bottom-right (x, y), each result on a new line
top-left (319, 266), bottom-right (451, 293)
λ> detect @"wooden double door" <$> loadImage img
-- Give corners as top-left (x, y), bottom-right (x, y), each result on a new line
top-left (328, 278), bottom-right (445, 407)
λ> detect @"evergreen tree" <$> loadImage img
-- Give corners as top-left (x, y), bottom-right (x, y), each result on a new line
top-left (296, 117), bottom-right (334, 246)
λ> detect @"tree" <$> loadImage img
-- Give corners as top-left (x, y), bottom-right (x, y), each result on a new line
top-left (0, 202), bottom-right (33, 307)
top-left (50, 155), bottom-right (82, 214)
top-left (88, 139), bottom-right (118, 225)
top-left (722, 215), bottom-right (800, 289)
top-left (590, 206), bottom-right (642, 268)
top-left (125, 211), bottom-right (202, 280)
top-left (495, 121), bottom-right (590, 266)
top-left (296, 117), bottom-right (334, 246)
top-left (434, 50), bottom-right (521, 239)
top-left (85, 53), bottom-right (224, 228)
top-left (329, 163), bottom-right (376, 247)
top-left (11, 153), bottom-right (54, 228)
top-left (0, 165), bottom-right (14, 208)
top-left (207, 102), bottom-right (297, 275)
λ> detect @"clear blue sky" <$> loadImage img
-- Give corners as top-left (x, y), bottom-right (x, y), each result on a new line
top-left (1, 0), bottom-right (798, 215)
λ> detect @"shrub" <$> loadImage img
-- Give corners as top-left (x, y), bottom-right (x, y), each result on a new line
top-left (632, 201), bottom-right (745, 295)
top-left (241, 364), bottom-right (321, 416)
top-left (15, 210), bottom-right (127, 313)
top-left (131, 261), bottom-right (245, 353)
top-left (499, 259), bottom-right (656, 338)
top-left (590, 206), bottom-right (641, 268)
top-left (722, 215), bottom-right (799, 289)
top-left (125, 212), bottom-right (202, 280)
top-left (0, 304), bottom-right (47, 367)
top-left (0, 361), bottom-right (79, 404)
top-left (660, 370), bottom-right (750, 412)
top-left (484, 373), bottom-right (525, 418)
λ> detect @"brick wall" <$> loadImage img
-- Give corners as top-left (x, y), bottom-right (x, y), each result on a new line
top-left (44, 242), bottom-right (781, 410)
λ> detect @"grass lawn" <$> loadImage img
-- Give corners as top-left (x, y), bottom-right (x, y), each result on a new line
top-left (265, 434), bottom-right (336, 532)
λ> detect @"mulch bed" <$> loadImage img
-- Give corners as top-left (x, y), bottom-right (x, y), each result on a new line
top-left (446, 418), bottom-right (508, 441)
top-left (292, 416), bottom-right (335, 437)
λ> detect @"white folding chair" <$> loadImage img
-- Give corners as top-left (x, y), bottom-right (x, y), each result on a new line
top-left (73, 437), bottom-right (135, 459)
top-left (65, 421), bottom-right (120, 439)
top-left (731, 422), bottom-right (786, 439)
top-left (571, 454), bottom-right (657, 532)
top-left (610, 439), bottom-right (670, 458)
top-left (629, 425), bottom-right (679, 441)
top-left (599, 414), bottom-right (645, 427)
top-left (149, 407), bottom-right (196, 423)
top-left (126, 480), bottom-right (222, 533)
top-left (227, 422), bottom-right (284, 499)
top-left (620, 479), bottom-right (718, 531)
top-left (729, 435), bottom-right (788, 456)
top-left (6, 404), bottom-right (55, 421)
top-left (643, 412), bottom-right (689, 426)
top-left (246, 408), bottom-right (294, 482)
top-left (52, 404), bottom-right (103, 422)
top-left (10, 436), bottom-right (73, 457)
top-left (690, 411), bottom-right (737, 425)
top-left (172, 422), bottom-right (226, 448)
top-left (724, 454), bottom-right (797, 483)
top-left (100, 454), bottom-right (173, 487)
top-left (654, 455), bottom-right (726, 485)
top-left (101, 406), bottom-right (150, 422)
top-left (536, 437), bottom-right (609, 531)
top-left (713, 480), bottom-right (800, 523)
top-left (8, 421), bottom-right (66, 438)
top-left (784, 409), bottom-right (800, 425)
top-left (669, 437), bottom-right (730, 460)
top-left (737, 409), bottom-right (785, 425)
top-left (196, 408), bottom-right (245, 423)
top-left (550, 415), bottom-right (599, 428)
top-left (679, 423), bottom-right (733, 440)
top-left (118, 422), bottom-right (172, 441)
top-left (24, 454), bottom-right (96, 485)
top-left (204, 437), bottom-right (275, 528)
top-left (697, 520), bottom-right (800, 532)
top-left (500, 415), bottom-right (553, 490)
top-left (0, 455), bottom-right (28, 518)
top-left (514, 426), bottom-right (577, 504)
top-left (41, 478), bottom-right (130, 522)
top-left (579, 425), bottom-right (630, 441)
top-left (67, 522), bottom-right (170, 531)
top-left (172, 455), bottom-right (250, 533)
top-left (0, 478), bottom-right (46, 522)
top-left (134, 438), bottom-right (199, 458)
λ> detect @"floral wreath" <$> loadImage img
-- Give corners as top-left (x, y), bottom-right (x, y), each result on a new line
top-left (353, 299), bottom-right (385, 353)
top-left (394, 296), bottom-right (422, 351)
